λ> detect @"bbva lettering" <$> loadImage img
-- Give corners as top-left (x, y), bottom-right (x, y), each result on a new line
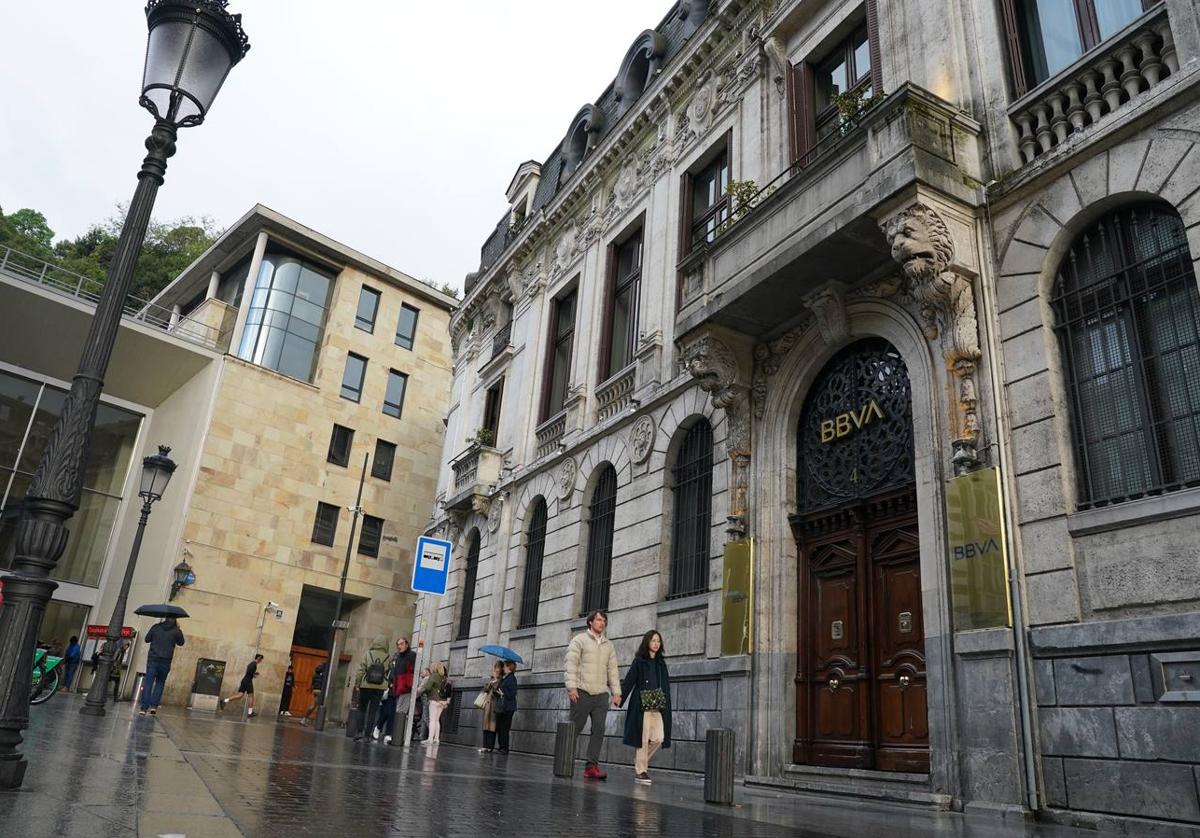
top-left (819, 399), bottom-right (886, 443)
top-left (952, 538), bottom-right (1000, 560)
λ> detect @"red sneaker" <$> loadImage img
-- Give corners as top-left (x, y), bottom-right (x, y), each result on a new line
top-left (583, 764), bottom-right (607, 780)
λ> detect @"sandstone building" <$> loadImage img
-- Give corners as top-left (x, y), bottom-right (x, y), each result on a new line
top-left (421, 0), bottom-right (1200, 832)
top-left (1, 205), bottom-right (455, 721)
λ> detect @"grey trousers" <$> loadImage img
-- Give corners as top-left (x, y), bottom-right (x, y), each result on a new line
top-left (570, 690), bottom-right (610, 764)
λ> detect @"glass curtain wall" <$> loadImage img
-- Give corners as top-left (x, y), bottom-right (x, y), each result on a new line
top-left (237, 254), bottom-right (335, 382)
top-left (0, 369), bottom-right (142, 587)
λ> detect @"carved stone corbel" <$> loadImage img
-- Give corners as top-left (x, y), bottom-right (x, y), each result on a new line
top-left (880, 201), bottom-right (983, 471)
top-left (679, 328), bottom-right (752, 535)
top-left (802, 282), bottom-right (848, 346)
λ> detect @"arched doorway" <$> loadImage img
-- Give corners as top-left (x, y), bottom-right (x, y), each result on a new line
top-left (790, 338), bottom-right (929, 772)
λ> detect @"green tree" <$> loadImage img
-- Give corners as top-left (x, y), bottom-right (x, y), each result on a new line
top-left (0, 206), bottom-right (56, 261)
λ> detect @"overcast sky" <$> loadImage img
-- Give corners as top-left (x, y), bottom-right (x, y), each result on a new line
top-left (1, 1), bottom-right (662, 291)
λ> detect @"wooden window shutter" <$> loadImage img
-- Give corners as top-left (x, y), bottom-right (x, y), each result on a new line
top-left (786, 59), bottom-right (799, 163)
top-left (865, 0), bottom-right (883, 95)
top-left (675, 169), bottom-right (693, 311)
top-left (997, 0), bottom-right (1030, 97)
top-left (793, 62), bottom-right (817, 166)
top-left (538, 296), bottom-right (558, 422)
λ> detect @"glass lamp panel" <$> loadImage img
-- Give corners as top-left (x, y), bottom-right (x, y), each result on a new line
top-left (173, 25), bottom-right (234, 114)
top-left (142, 20), bottom-right (191, 112)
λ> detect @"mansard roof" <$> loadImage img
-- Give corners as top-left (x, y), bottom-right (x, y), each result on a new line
top-left (477, 0), bottom-right (711, 273)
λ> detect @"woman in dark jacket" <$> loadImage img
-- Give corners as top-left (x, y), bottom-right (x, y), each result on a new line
top-left (619, 630), bottom-right (671, 784)
top-left (494, 660), bottom-right (519, 754)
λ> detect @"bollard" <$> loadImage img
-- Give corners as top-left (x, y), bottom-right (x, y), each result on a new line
top-left (704, 728), bottom-right (735, 805)
top-left (552, 721), bottom-right (577, 777)
top-left (390, 712), bottom-right (406, 745)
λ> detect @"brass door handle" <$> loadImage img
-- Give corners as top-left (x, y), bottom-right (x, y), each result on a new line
top-left (828, 676), bottom-right (841, 691)
top-left (898, 674), bottom-right (911, 688)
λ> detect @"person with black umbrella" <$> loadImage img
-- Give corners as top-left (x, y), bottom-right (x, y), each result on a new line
top-left (139, 617), bottom-right (185, 716)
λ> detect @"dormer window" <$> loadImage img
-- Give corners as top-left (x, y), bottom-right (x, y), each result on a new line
top-left (560, 104), bottom-right (607, 182)
top-left (615, 30), bottom-right (667, 116)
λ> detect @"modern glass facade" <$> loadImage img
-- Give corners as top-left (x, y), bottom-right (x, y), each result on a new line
top-left (0, 368), bottom-right (142, 587)
top-left (237, 254), bottom-right (335, 382)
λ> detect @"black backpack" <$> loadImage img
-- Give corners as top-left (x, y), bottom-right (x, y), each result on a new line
top-left (365, 657), bottom-right (385, 685)
top-left (437, 678), bottom-right (452, 700)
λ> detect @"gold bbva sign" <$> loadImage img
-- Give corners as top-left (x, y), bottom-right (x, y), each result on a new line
top-left (819, 399), bottom-right (886, 443)
top-left (946, 466), bottom-right (1012, 631)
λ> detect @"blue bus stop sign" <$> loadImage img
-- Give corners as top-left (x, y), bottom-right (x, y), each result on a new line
top-left (411, 536), bottom-right (453, 596)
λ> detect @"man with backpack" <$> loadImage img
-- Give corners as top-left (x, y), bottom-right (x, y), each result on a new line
top-left (353, 637), bottom-right (390, 742)
top-left (299, 657), bottom-right (328, 727)
top-left (375, 637), bottom-right (416, 743)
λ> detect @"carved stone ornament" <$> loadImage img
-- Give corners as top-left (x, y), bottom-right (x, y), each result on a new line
top-left (762, 35), bottom-right (788, 93)
top-left (686, 72), bottom-right (719, 136)
top-left (680, 333), bottom-right (744, 411)
top-left (751, 323), bottom-right (808, 419)
top-left (630, 415), bottom-right (656, 464)
top-left (487, 494), bottom-right (504, 533)
top-left (613, 162), bottom-right (639, 210)
top-left (803, 283), bottom-right (847, 346)
top-left (881, 201), bottom-right (984, 456)
top-left (557, 457), bottom-right (577, 501)
top-left (553, 222), bottom-right (579, 276)
top-left (470, 493), bottom-right (492, 518)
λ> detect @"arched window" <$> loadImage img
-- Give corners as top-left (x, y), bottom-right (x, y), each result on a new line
top-left (456, 529), bottom-right (480, 640)
top-left (582, 464), bottom-right (618, 614)
top-left (518, 498), bottom-right (548, 629)
top-left (1052, 203), bottom-right (1200, 508)
top-left (669, 419), bottom-right (714, 599)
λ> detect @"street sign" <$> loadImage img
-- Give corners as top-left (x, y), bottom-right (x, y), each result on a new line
top-left (86, 625), bottom-right (135, 639)
top-left (411, 535), bottom-right (452, 596)
top-left (331, 619), bottom-right (350, 629)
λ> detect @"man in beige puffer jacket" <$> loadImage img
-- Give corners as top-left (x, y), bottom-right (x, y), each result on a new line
top-left (565, 610), bottom-right (621, 779)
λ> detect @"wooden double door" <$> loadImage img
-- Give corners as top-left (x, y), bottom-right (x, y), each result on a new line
top-left (791, 487), bottom-right (929, 773)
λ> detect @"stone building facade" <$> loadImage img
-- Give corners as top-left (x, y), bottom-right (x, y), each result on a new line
top-left (2, 204), bottom-right (455, 722)
top-left (422, 0), bottom-right (1200, 833)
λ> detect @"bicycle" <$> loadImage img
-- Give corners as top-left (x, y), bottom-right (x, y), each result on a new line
top-left (31, 645), bottom-right (65, 705)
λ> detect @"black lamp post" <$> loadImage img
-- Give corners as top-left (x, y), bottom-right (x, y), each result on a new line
top-left (81, 446), bottom-right (177, 717)
top-left (0, 0), bottom-right (248, 789)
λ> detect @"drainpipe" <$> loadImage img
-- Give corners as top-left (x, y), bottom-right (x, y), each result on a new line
top-left (979, 183), bottom-right (1040, 812)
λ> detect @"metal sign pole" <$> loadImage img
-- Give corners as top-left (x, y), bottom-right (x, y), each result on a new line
top-left (402, 592), bottom-right (427, 749)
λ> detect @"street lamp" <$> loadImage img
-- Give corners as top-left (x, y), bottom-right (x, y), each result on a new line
top-left (82, 447), bottom-right (177, 716)
top-left (170, 559), bottom-right (194, 601)
top-left (0, 1), bottom-right (248, 789)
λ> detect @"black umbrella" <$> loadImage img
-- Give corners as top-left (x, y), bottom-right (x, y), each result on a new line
top-left (134, 603), bottom-right (190, 619)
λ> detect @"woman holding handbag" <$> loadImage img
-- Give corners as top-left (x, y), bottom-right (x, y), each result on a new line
top-left (619, 630), bottom-right (671, 785)
top-left (477, 661), bottom-right (504, 753)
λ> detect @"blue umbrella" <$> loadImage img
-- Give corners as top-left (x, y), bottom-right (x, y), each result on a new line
top-left (479, 644), bottom-right (524, 664)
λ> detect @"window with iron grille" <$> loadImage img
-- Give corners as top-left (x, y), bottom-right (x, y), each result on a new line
top-left (456, 530), bottom-right (481, 640)
top-left (518, 498), bottom-right (548, 628)
top-left (358, 514), bottom-right (383, 558)
top-left (1051, 203), bottom-right (1200, 509)
top-left (372, 439), bottom-right (396, 481)
top-left (582, 465), bottom-right (617, 614)
top-left (312, 502), bottom-right (339, 546)
top-left (355, 285), bottom-right (381, 333)
top-left (327, 424), bottom-right (354, 467)
top-left (669, 420), bottom-right (713, 599)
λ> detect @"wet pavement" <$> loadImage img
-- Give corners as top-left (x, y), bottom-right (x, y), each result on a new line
top-left (0, 695), bottom-right (1136, 838)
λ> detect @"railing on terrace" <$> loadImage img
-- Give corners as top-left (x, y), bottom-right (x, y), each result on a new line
top-left (0, 245), bottom-right (221, 350)
top-left (1010, 5), bottom-right (1176, 164)
top-left (685, 98), bottom-right (883, 253)
top-left (490, 321), bottom-right (512, 360)
top-left (451, 446), bottom-right (481, 493)
top-left (534, 412), bottom-right (567, 460)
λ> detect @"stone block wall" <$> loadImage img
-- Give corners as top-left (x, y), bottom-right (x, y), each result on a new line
top-left (1031, 614), bottom-right (1200, 826)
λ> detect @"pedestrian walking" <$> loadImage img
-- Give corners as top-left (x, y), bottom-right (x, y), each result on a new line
top-left (494, 660), bottom-right (519, 754)
top-left (63, 635), bottom-right (81, 692)
top-left (477, 661), bottom-right (504, 753)
top-left (279, 663), bottom-right (295, 716)
top-left (564, 610), bottom-right (621, 780)
top-left (139, 617), bottom-right (185, 716)
top-left (417, 661), bottom-right (451, 744)
top-left (300, 658), bottom-right (328, 726)
top-left (221, 654), bottom-right (264, 716)
top-left (353, 637), bottom-right (390, 741)
top-left (375, 637), bottom-right (416, 743)
top-left (619, 630), bottom-right (671, 785)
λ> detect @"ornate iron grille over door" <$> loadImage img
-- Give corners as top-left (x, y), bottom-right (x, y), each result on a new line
top-left (797, 339), bottom-right (915, 512)
top-left (582, 465), bottom-right (617, 614)
top-left (518, 498), bottom-right (548, 628)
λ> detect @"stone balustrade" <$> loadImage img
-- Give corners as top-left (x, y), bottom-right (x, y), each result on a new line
top-left (535, 412), bottom-right (567, 459)
top-left (595, 365), bottom-right (636, 422)
top-left (452, 447), bottom-right (481, 493)
top-left (1010, 6), bottom-right (1176, 164)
